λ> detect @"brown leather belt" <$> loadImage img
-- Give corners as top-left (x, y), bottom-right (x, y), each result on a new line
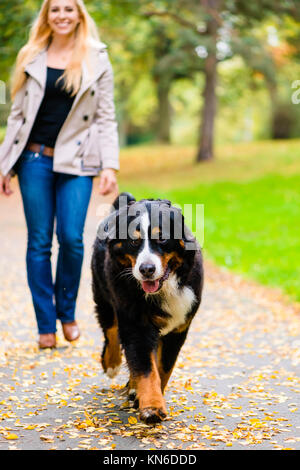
top-left (26, 142), bottom-right (54, 157)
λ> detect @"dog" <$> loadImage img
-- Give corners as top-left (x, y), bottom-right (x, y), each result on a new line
top-left (91, 193), bottom-right (203, 424)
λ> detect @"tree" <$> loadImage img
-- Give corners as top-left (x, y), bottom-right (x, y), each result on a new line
top-left (141, 0), bottom-right (300, 160)
top-left (151, 21), bottom-right (205, 143)
top-left (2, 0), bottom-right (300, 149)
top-left (0, 0), bottom-right (39, 124)
top-left (92, 1), bottom-right (204, 144)
top-left (0, 0), bottom-right (38, 83)
top-left (196, 0), bottom-right (219, 161)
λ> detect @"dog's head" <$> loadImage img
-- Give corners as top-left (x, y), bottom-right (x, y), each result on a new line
top-left (100, 197), bottom-right (196, 294)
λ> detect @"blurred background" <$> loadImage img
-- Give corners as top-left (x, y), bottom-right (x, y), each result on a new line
top-left (1, 0), bottom-right (300, 302)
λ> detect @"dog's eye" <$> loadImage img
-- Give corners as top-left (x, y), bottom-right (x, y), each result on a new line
top-left (130, 238), bottom-right (141, 247)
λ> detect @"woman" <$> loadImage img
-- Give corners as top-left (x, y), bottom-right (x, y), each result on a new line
top-left (0, 0), bottom-right (119, 349)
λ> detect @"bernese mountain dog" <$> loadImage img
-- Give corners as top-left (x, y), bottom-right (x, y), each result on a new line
top-left (91, 193), bottom-right (203, 424)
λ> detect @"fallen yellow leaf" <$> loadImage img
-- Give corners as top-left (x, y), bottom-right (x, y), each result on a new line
top-left (128, 416), bottom-right (138, 425)
top-left (202, 425), bottom-right (211, 432)
top-left (5, 434), bottom-right (19, 440)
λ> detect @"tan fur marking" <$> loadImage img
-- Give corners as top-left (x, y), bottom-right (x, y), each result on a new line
top-left (128, 374), bottom-right (137, 399)
top-left (151, 315), bottom-right (168, 330)
top-left (102, 324), bottom-right (122, 373)
top-left (133, 229), bottom-right (141, 239)
top-left (136, 353), bottom-right (166, 413)
top-left (173, 319), bottom-right (192, 334)
top-left (118, 253), bottom-right (137, 267)
top-left (125, 254), bottom-right (136, 266)
top-left (151, 226), bottom-right (160, 237)
top-left (128, 374), bottom-right (137, 391)
top-left (161, 251), bottom-right (183, 271)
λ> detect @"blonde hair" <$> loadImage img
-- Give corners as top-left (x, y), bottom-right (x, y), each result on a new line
top-left (11, 0), bottom-right (100, 99)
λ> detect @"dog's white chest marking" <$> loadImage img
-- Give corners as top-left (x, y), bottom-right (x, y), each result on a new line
top-left (159, 274), bottom-right (196, 336)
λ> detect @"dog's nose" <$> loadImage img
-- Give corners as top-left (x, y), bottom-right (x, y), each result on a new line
top-left (139, 263), bottom-right (156, 278)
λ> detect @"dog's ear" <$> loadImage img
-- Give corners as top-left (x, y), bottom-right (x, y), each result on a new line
top-left (165, 205), bottom-right (184, 240)
top-left (96, 208), bottom-right (121, 243)
top-left (182, 222), bottom-right (198, 258)
top-left (96, 218), bottom-right (111, 243)
top-left (158, 199), bottom-right (172, 207)
top-left (170, 206), bottom-right (198, 253)
top-left (112, 192), bottom-right (136, 212)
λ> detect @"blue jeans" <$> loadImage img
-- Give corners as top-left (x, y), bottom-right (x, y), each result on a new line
top-left (15, 149), bottom-right (93, 334)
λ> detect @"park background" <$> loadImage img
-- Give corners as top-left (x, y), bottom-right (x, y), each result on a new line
top-left (1, 0), bottom-right (300, 302)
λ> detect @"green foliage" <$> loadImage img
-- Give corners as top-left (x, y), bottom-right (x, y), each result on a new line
top-left (0, 0), bottom-right (39, 83)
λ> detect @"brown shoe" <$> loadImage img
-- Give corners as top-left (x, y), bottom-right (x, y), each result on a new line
top-left (39, 333), bottom-right (56, 349)
top-left (62, 321), bottom-right (80, 342)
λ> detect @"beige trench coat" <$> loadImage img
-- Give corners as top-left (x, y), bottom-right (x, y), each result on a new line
top-left (0, 41), bottom-right (119, 177)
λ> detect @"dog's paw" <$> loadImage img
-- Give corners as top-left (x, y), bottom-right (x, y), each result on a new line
top-left (126, 387), bottom-right (139, 408)
top-left (106, 365), bottom-right (121, 378)
top-left (128, 388), bottom-right (136, 401)
top-left (139, 407), bottom-right (167, 425)
top-left (101, 332), bottom-right (122, 378)
top-left (101, 346), bottom-right (122, 379)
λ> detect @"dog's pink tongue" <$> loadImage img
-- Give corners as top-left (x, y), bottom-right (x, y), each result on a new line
top-left (142, 280), bottom-right (160, 293)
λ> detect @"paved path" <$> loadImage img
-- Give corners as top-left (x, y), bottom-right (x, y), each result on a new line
top-left (1, 179), bottom-right (300, 450)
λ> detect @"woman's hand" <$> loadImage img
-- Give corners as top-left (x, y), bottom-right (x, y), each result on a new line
top-left (99, 168), bottom-right (118, 196)
top-left (0, 173), bottom-right (14, 196)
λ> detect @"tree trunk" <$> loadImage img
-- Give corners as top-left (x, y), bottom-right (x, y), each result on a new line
top-left (156, 79), bottom-right (171, 143)
top-left (117, 94), bottom-right (130, 147)
top-left (196, 53), bottom-right (217, 161)
top-left (196, 0), bottom-right (219, 162)
top-left (266, 81), bottom-right (282, 139)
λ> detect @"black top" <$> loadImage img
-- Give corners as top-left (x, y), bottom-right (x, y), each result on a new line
top-left (27, 67), bottom-right (75, 148)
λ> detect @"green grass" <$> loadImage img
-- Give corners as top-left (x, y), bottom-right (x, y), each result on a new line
top-left (118, 141), bottom-right (300, 303)
top-left (170, 175), bottom-right (300, 301)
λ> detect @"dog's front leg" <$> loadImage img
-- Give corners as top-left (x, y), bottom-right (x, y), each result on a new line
top-left (118, 319), bottom-right (167, 424)
top-left (135, 352), bottom-right (167, 424)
